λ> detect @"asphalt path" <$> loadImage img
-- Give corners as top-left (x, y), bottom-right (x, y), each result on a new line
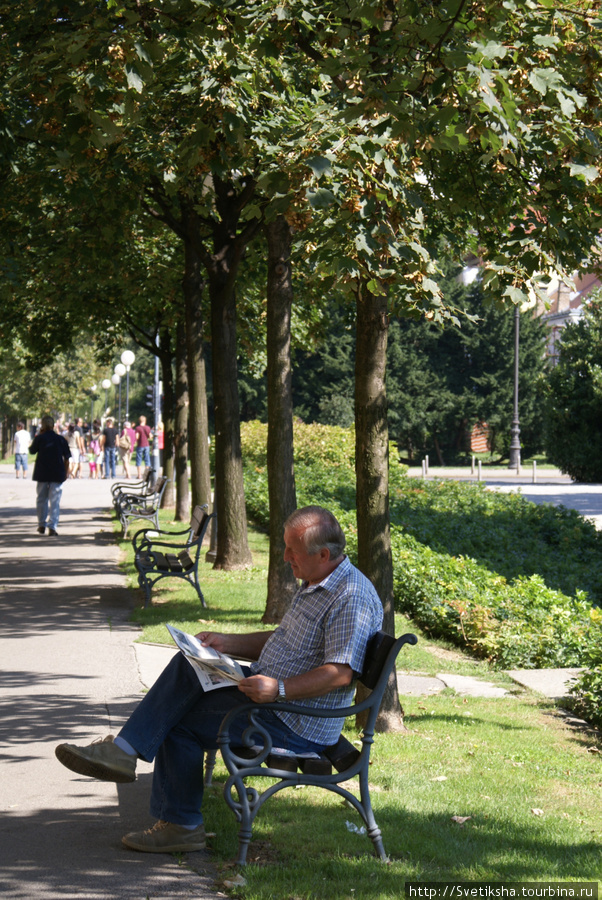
top-left (0, 468), bottom-right (216, 900)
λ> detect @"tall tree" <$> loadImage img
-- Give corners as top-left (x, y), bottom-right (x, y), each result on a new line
top-left (263, 215), bottom-right (298, 622)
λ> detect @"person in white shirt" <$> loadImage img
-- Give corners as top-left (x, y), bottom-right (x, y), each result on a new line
top-left (13, 422), bottom-right (31, 479)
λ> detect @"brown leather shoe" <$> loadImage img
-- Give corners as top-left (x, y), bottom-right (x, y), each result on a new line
top-left (122, 820), bottom-right (206, 853)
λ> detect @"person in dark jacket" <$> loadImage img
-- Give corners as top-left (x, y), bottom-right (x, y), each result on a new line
top-left (29, 415), bottom-right (71, 536)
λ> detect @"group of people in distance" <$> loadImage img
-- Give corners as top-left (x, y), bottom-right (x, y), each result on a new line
top-left (14, 414), bottom-right (159, 537)
top-left (14, 414), bottom-right (156, 482)
top-left (88, 414), bottom-right (153, 480)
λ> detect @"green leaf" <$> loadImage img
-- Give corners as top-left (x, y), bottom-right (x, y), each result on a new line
top-left (125, 64), bottom-right (144, 93)
top-left (503, 286), bottom-right (529, 304)
top-left (307, 187), bottom-right (335, 209)
top-left (475, 41), bottom-right (508, 61)
top-left (306, 156), bottom-right (332, 179)
top-left (569, 162), bottom-right (599, 183)
top-left (528, 68), bottom-right (562, 95)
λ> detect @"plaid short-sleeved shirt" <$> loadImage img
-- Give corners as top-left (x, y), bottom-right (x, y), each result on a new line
top-left (250, 556), bottom-right (383, 745)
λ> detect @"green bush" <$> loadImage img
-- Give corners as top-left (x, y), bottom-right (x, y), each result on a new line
top-left (241, 420), bottom-right (602, 681)
top-left (567, 606), bottom-right (602, 729)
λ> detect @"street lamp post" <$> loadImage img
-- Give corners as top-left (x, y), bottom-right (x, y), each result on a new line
top-left (508, 305), bottom-right (521, 470)
top-left (90, 384), bottom-right (97, 425)
top-left (115, 363), bottom-right (126, 429)
top-left (111, 374), bottom-right (121, 427)
top-left (101, 379), bottom-right (112, 419)
top-left (121, 350), bottom-right (136, 422)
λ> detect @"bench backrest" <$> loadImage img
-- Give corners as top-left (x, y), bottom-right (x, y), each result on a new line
top-left (190, 505), bottom-right (208, 538)
top-left (151, 475), bottom-right (167, 496)
top-left (190, 505), bottom-right (212, 543)
top-left (359, 630), bottom-right (396, 690)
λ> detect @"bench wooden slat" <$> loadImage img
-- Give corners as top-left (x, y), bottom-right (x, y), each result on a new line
top-left (152, 552), bottom-right (170, 571)
top-left (164, 553), bottom-right (182, 572)
top-left (177, 551), bottom-right (194, 571)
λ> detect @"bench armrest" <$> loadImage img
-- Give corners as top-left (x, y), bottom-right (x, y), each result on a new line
top-left (217, 632), bottom-right (418, 769)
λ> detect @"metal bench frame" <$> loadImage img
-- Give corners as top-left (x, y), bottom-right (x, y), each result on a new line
top-left (118, 475), bottom-right (168, 537)
top-left (111, 468), bottom-right (154, 516)
top-left (132, 505), bottom-right (214, 607)
top-left (213, 630), bottom-right (417, 865)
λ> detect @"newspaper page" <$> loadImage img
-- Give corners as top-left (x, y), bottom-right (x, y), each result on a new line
top-left (167, 624), bottom-right (244, 692)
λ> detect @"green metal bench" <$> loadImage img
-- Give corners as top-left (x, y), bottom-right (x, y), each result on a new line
top-left (119, 475), bottom-right (168, 537)
top-left (112, 468), bottom-right (154, 517)
top-left (211, 630), bottom-right (418, 865)
top-left (132, 504), bottom-right (214, 606)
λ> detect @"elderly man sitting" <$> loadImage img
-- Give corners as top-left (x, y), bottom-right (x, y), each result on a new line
top-left (55, 505), bottom-right (383, 853)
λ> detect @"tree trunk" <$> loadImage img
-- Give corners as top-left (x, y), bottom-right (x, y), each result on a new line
top-left (174, 316), bottom-right (191, 522)
top-left (209, 268), bottom-right (252, 570)
top-left (182, 224), bottom-right (212, 513)
top-left (2, 416), bottom-right (10, 459)
top-left (159, 328), bottom-right (175, 508)
top-left (354, 281), bottom-right (406, 733)
top-left (262, 216), bottom-right (298, 623)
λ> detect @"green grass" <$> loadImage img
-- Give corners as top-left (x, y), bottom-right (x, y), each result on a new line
top-left (116, 511), bottom-right (602, 894)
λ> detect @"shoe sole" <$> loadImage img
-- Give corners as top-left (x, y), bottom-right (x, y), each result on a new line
top-left (55, 744), bottom-right (135, 783)
top-left (121, 835), bottom-right (206, 853)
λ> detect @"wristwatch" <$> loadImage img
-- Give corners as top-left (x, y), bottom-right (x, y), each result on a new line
top-left (277, 679), bottom-right (287, 701)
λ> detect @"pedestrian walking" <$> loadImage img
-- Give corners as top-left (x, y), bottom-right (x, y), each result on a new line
top-left (29, 415), bottom-right (71, 536)
top-left (13, 421), bottom-right (30, 479)
top-left (134, 416), bottom-right (152, 478)
top-left (101, 418), bottom-right (118, 479)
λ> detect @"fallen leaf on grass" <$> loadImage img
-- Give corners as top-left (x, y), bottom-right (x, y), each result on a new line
top-left (531, 808), bottom-right (544, 816)
top-left (451, 816), bottom-right (472, 826)
top-left (432, 775), bottom-right (447, 782)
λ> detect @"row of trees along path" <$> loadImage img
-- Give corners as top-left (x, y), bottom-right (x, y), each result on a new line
top-left (2, 1), bottom-right (602, 729)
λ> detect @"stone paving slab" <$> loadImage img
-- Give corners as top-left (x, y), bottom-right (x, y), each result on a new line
top-left (506, 668), bottom-right (583, 700)
top-left (435, 673), bottom-right (509, 698)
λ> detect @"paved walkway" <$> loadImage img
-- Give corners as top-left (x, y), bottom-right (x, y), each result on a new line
top-left (1, 463), bottom-right (599, 898)
top-left (0, 469), bottom-right (216, 900)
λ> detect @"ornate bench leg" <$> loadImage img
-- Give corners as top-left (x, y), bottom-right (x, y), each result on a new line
top-left (359, 766), bottom-right (388, 860)
top-left (368, 825), bottom-right (387, 861)
top-left (236, 827), bottom-right (252, 866)
top-left (204, 749), bottom-right (217, 786)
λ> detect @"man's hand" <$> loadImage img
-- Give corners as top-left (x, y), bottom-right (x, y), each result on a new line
top-left (237, 675), bottom-right (279, 703)
top-left (195, 631), bottom-right (229, 654)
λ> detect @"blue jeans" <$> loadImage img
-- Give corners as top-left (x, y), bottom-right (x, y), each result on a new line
top-left (104, 447), bottom-right (117, 478)
top-left (15, 453), bottom-right (28, 472)
top-left (135, 446), bottom-right (151, 468)
top-left (119, 654), bottom-right (326, 826)
top-left (36, 482), bottom-right (63, 531)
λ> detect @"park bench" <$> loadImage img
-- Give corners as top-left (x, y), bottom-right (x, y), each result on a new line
top-left (118, 475), bottom-right (168, 537)
top-left (111, 468), bottom-right (154, 515)
top-left (132, 504), bottom-right (215, 607)
top-left (207, 629), bottom-right (418, 865)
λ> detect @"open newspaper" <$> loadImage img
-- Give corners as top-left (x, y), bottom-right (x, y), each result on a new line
top-left (167, 624), bottom-right (244, 692)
